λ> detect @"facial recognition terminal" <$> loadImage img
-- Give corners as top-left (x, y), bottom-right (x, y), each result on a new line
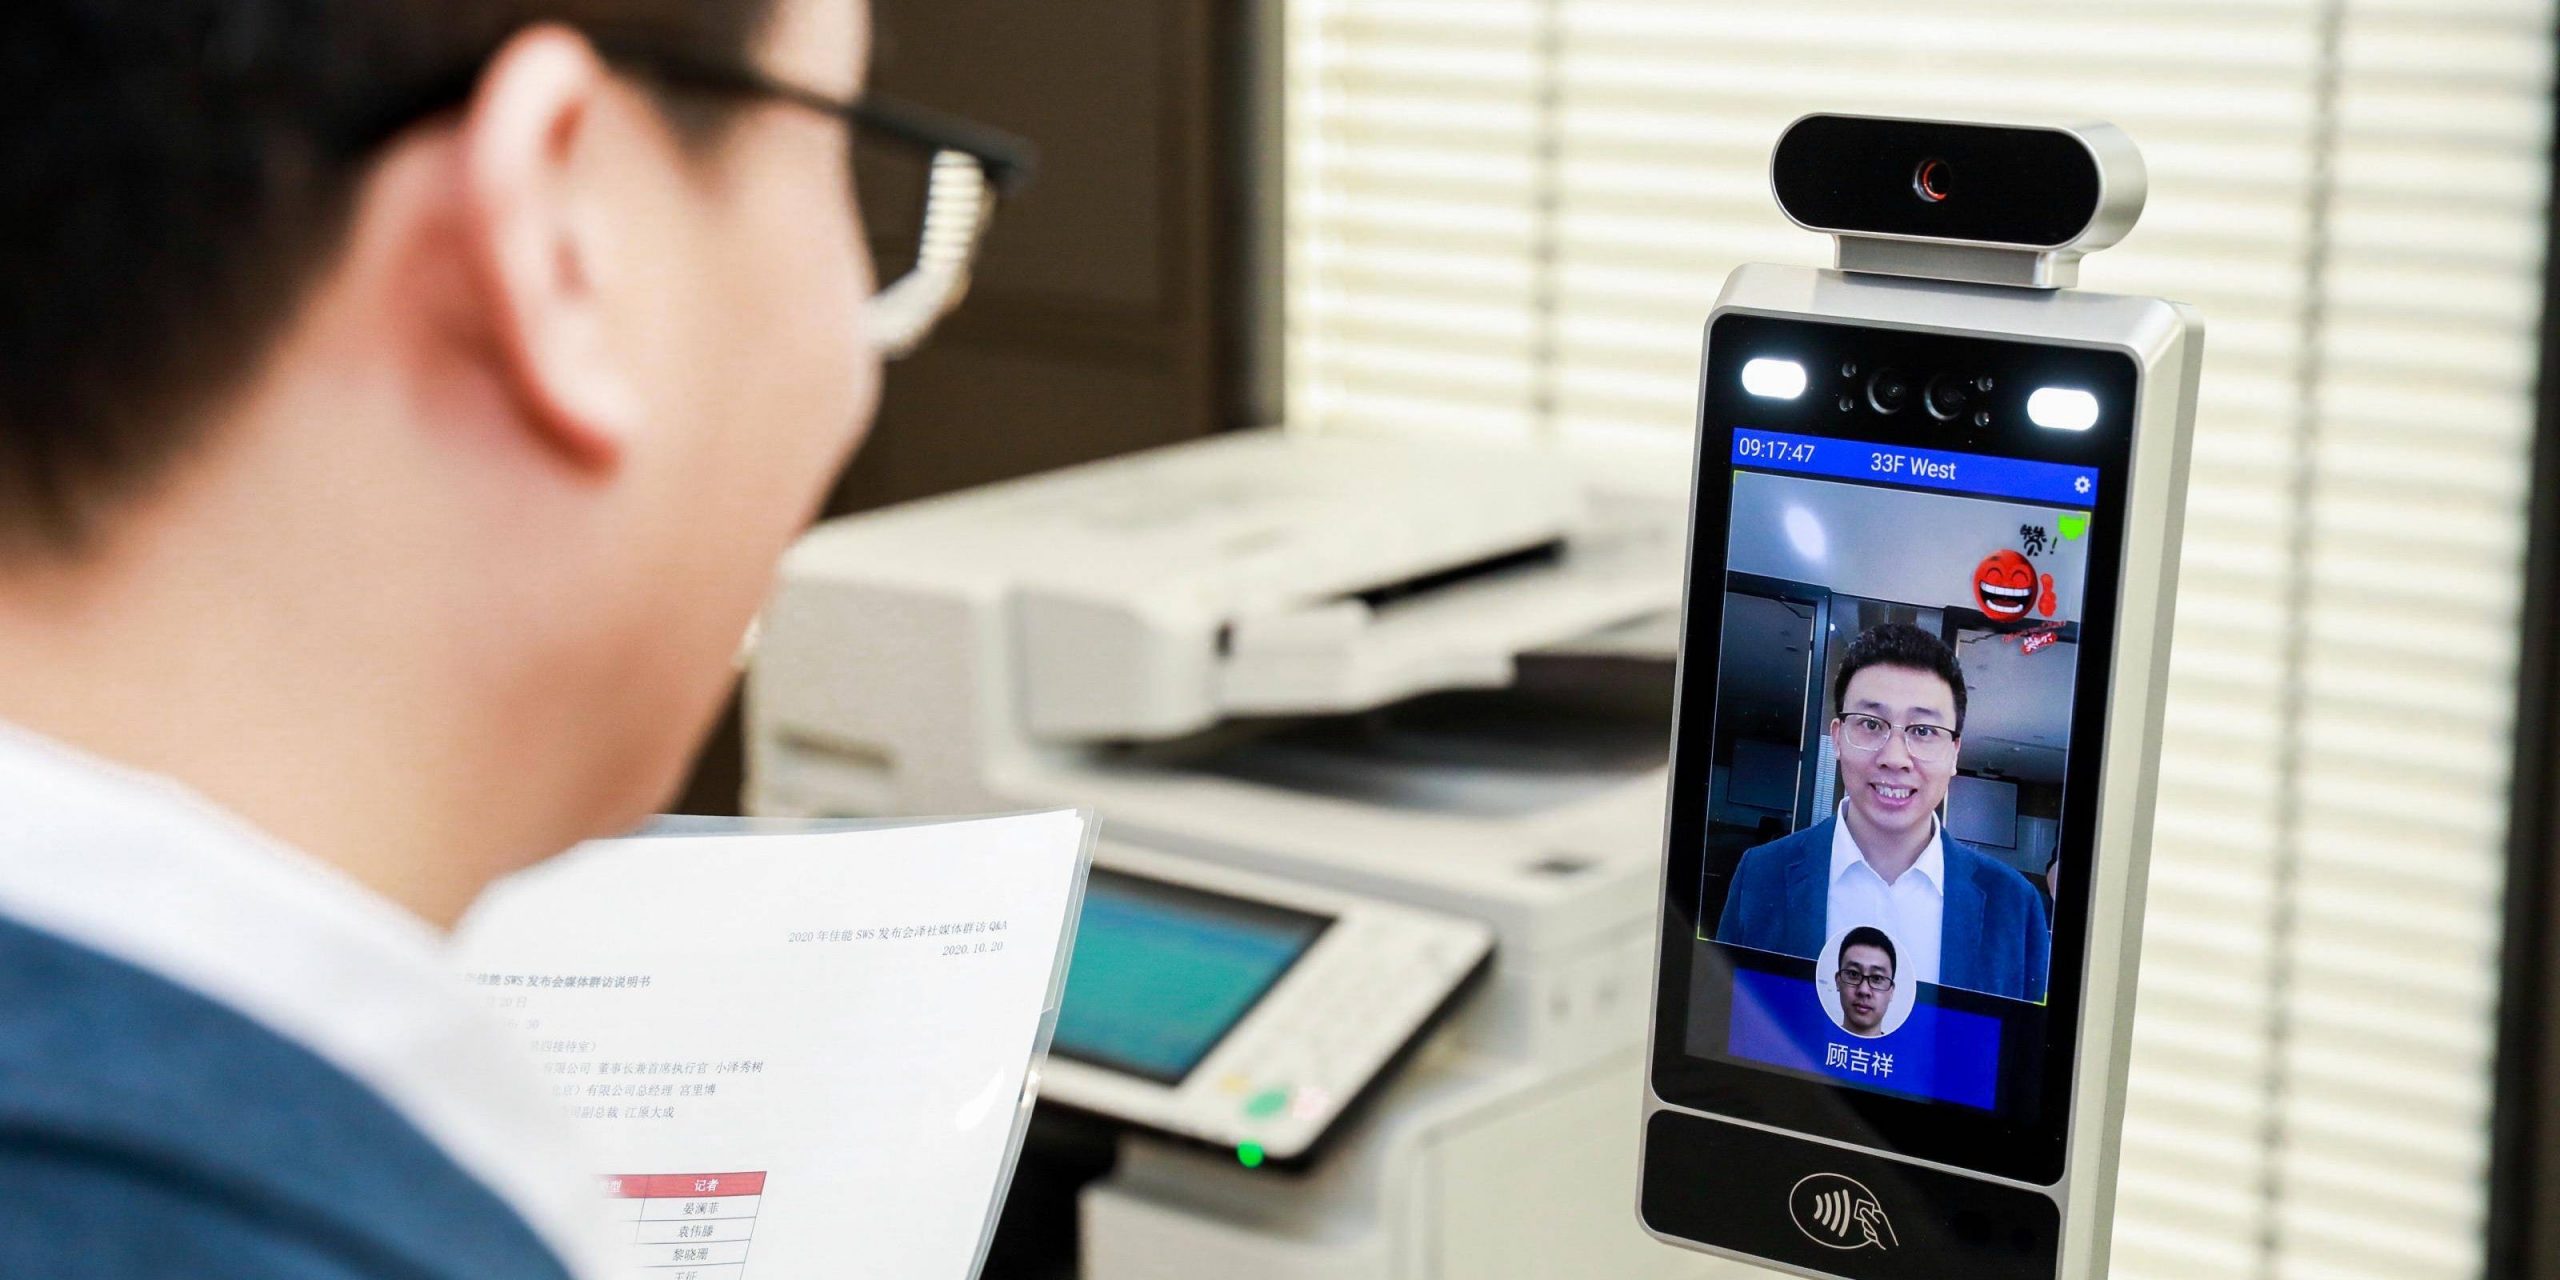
top-left (1639, 117), bottom-right (2204, 1280)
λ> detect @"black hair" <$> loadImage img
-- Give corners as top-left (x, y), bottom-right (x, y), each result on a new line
top-left (0, 0), bottom-right (780, 553)
top-left (1839, 925), bottom-right (1897, 976)
top-left (1831, 622), bottom-right (1967, 735)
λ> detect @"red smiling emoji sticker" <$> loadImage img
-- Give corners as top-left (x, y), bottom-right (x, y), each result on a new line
top-left (1974, 549), bottom-right (2056, 621)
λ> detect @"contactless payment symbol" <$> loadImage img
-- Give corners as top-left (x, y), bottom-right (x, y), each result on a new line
top-left (1789, 1172), bottom-right (1898, 1252)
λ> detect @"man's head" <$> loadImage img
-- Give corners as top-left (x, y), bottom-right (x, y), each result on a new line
top-left (1829, 623), bottom-right (1965, 855)
top-left (0, 0), bottom-right (878, 917)
top-left (1834, 926), bottom-right (1897, 1037)
top-left (1, 0), bottom-right (872, 548)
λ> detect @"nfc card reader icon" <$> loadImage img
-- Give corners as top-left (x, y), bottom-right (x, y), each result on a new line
top-left (1789, 1172), bottom-right (1899, 1252)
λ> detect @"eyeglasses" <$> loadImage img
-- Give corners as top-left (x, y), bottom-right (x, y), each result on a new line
top-left (343, 34), bottom-right (1036, 361)
top-left (1835, 968), bottom-right (1895, 993)
top-left (600, 44), bottom-right (1033, 360)
top-left (1834, 712), bottom-right (1960, 763)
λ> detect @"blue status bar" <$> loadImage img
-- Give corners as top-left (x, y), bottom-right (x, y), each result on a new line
top-left (1732, 428), bottom-right (2098, 507)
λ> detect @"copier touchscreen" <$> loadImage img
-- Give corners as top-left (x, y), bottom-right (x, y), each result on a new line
top-left (1036, 846), bottom-right (1492, 1168)
top-left (1053, 870), bottom-right (1331, 1085)
top-left (1651, 312), bottom-right (2141, 1185)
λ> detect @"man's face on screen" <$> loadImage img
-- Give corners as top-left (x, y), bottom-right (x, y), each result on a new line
top-left (1836, 943), bottom-right (1893, 1035)
top-left (1833, 664), bottom-right (1960, 852)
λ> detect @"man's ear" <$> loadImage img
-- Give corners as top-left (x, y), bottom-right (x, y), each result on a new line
top-left (453, 25), bottom-right (642, 470)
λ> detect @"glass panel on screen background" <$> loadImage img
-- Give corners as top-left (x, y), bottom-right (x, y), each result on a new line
top-left (1693, 439), bottom-right (2092, 1122)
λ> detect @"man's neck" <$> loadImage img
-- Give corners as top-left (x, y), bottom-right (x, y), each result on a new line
top-left (0, 621), bottom-right (500, 929)
top-left (1843, 806), bottom-right (1933, 884)
top-left (0, 458), bottom-right (553, 932)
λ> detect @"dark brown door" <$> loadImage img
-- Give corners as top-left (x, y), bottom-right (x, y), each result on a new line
top-left (675, 0), bottom-right (1251, 815)
top-left (831, 0), bottom-right (1248, 511)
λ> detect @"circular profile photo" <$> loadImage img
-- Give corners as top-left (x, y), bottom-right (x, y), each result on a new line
top-left (1817, 924), bottom-right (1915, 1039)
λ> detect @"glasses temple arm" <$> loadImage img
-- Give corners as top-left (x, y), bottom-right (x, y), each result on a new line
top-left (853, 95), bottom-right (1037, 197)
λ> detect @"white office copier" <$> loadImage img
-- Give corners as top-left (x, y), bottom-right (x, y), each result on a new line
top-left (746, 429), bottom-right (1717, 1279)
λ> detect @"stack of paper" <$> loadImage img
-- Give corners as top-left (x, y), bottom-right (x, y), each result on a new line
top-left (455, 811), bottom-right (1095, 1280)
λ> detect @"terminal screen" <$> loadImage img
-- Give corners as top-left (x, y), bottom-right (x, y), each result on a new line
top-left (1694, 446), bottom-right (2091, 1113)
top-left (1053, 870), bottom-right (1331, 1085)
top-left (1653, 312), bottom-right (2139, 1182)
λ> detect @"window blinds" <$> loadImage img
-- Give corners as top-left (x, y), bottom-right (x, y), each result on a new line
top-left (1283, 3), bottom-right (2552, 1276)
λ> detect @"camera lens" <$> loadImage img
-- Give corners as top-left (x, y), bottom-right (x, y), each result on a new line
top-left (1866, 368), bottom-right (1914, 415)
top-left (1924, 373), bottom-right (1974, 421)
top-left (1913, 157), bottom-right (1951, 204)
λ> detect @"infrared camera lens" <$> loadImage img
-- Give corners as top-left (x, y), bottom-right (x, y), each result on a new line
top-left (1866, 368), bottom-right (1913, 415)
top-left (1924, 373), bottom-right (1973, 421)
top-left (1913, 157), bottom-right (1950, 204)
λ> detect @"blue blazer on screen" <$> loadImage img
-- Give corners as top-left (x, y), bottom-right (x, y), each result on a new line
top-left (0, 914), bottom-right (573, 1280)
top-left (1714, 817), bottom-right (2052, 1003)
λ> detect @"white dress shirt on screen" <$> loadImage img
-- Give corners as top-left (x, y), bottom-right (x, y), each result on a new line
top-left (1825, 801), bottom-right (1946, 988)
